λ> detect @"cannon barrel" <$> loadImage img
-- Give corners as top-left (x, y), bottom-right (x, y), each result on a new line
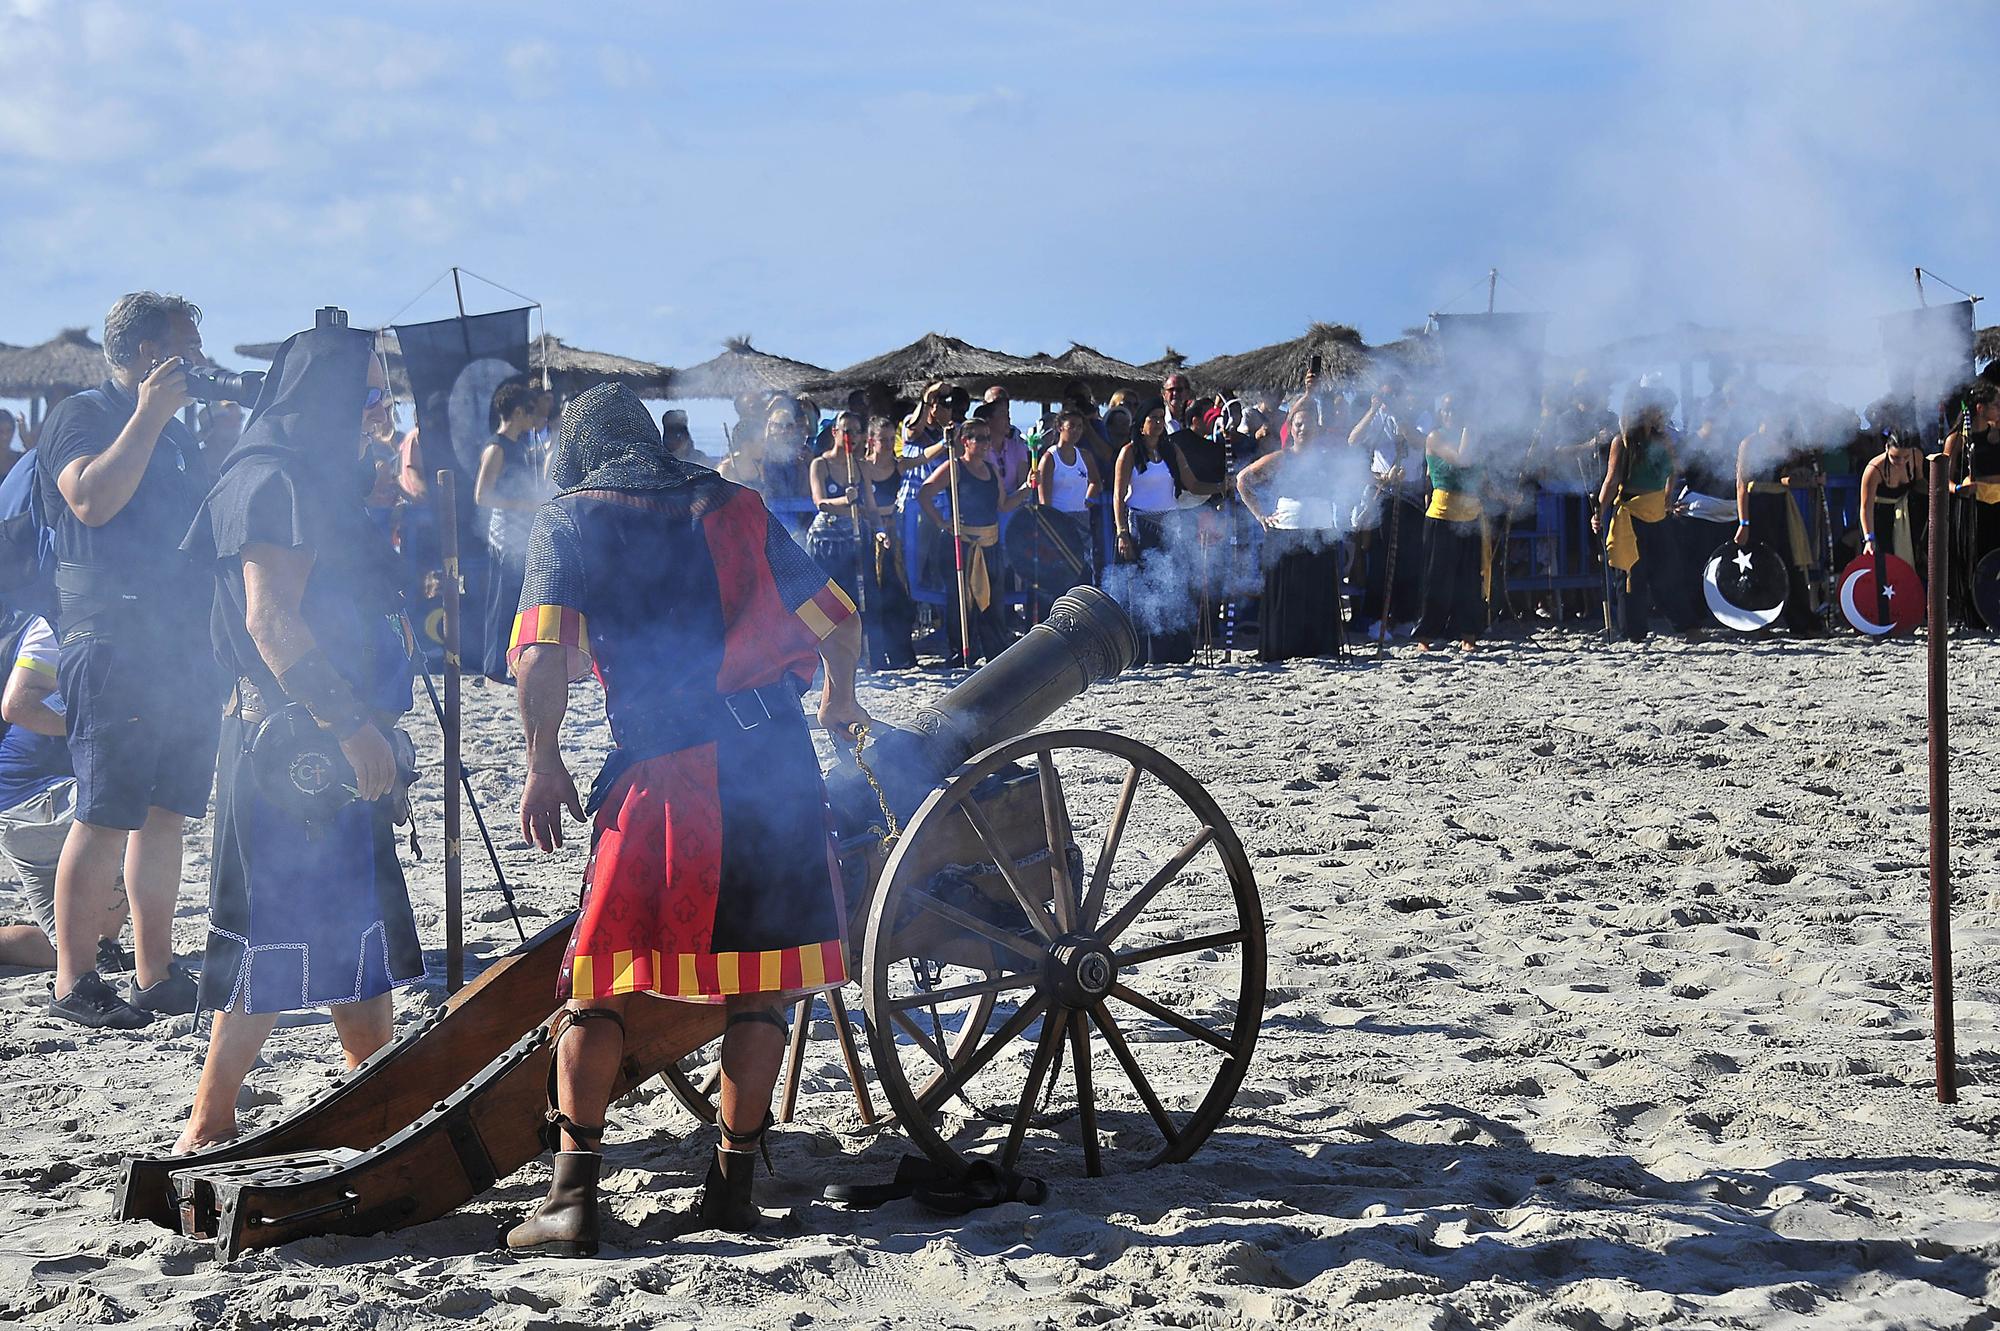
top-left (827, 586), bottom-right (1136, 833)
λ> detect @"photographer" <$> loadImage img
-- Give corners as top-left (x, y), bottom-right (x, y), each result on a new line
top-left (38, 292), bottom-right (220, 1029)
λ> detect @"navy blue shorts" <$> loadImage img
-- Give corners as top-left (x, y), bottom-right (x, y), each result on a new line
top-left (58, 633), bottom-right (221, 831)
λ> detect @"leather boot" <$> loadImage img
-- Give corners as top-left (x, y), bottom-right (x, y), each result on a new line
top-left (696, 1148), bottom-right (761, 1232)
top-left (505, 1151), bottom-right (603, 1257)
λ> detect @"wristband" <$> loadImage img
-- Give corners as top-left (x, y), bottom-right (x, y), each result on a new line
top-left (1737, 520), bottom-right (1751, 529)
top-left (278, 649), bottom-right (367, 740)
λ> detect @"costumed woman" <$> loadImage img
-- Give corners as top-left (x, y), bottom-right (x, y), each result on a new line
top-left (1733, 398), bottom-right (1828, 636)
top-left (806, 411), bottom-right (885, 663)
top-left (860, 415), bottom-right (916, 668)
top-left (1030, 404), bottom-right (1102, 597)
top-left (1856, 428), bottom-right (1925, 568)
top-left (1415, 391), bottom-right (1485, 651)
top-left (174, 323), bottom-right (425, 1153)
top-left (1110, 404), bottom-right (1195, 664)
top-left (1237, 399), bottom-right (1346, 661)
top-left (917, 409), bottom-right (1029, 668)
top-left (1593, 384), bottom-right (1698, 641)
top-left (474, 379), bottom-right (551, 682)
top-left (504, 384), bottom-right (868, 1255)
top-left (1944, 383), bottom-right (2000, 627)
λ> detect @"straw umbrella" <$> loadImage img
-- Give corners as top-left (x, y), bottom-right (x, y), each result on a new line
top-left (1188, 323), bottom-right (1373, 396)
top-left (0, 329), bottom-right (110, 429)
top-left (531, 334), bottom-right (673, 399)
top-left (668, 336), bottom-right (826, 402)
top-left (1138, 347), bottom-right (1188, 379)
top-left (1976, 325), bottom-right (1997, 367)
top-left (1045, 343), bottom-right (1159, 400)
top-left (803, 332), bottom-right (1059, 401)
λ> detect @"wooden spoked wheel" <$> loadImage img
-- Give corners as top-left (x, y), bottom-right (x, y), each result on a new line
top-left (862, 729), bottom-right (1265, 1177)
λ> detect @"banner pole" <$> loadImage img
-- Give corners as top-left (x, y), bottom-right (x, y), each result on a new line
top-left (1925, 451), bottom-right (1956, 1103)
top-left (438, 470), bottom-right (466, 995)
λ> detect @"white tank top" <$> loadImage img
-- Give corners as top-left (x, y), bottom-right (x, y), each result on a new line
top-left (1126, 455), bottom-right (1178, 513)
top-left (1046, 449), bottom-right (1092, 512)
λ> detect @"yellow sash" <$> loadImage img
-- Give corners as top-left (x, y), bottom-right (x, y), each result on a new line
top-left (959, 523), bottom-right (1000, 610)
top-left (1607, 488), bottom-right (1668, 576)
top-left (1975, 481), bottom-right (2000, 504)
top-left (1426, 488), bottom-right (1482, 522)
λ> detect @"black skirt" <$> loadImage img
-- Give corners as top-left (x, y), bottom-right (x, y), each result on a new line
top-left (1259, 532), bottom-right (1344, 662)
top-left (198, 716), bottom-right (426, 1015)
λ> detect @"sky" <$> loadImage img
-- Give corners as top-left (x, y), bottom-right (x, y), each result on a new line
top-left (2, 0), bottom-right (1994, 408)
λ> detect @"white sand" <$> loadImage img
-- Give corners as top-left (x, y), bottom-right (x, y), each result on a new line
top-left (2, 634), bottom-right (1998, 1328)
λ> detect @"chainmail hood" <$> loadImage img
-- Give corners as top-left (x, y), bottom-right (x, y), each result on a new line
top-left (550, 382), bottom-right (708, 494)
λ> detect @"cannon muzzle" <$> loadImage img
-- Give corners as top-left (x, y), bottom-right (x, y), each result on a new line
top-left (827, 586), bottom-right (1136, 832)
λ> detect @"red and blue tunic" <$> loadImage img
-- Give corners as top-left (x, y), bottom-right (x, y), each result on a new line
top-left (509, 477), bottom-right (856, 1003)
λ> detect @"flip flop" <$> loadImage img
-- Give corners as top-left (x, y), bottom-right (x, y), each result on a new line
top-left (821, 1154), bottom-right (954, 1209)
top-left (911, 1159), bottom-right (1047, 1215)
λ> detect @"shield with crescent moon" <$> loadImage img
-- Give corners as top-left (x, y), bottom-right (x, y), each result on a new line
top-left (1837, 552), bottom-right (1923, 635)
top-left (1702, 540), bottom-right (1788, 632)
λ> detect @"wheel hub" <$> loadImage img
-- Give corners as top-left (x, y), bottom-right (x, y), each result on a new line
top-left (1046, 934), bottom-right (1117, 1006)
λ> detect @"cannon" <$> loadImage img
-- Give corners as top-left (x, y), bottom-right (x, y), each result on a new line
top-left (117, 587), bottom-right (1265, 1259)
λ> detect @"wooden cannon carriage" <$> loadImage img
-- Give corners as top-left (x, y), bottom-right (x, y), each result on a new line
top-left (117, 588), bottom-right (1266, 1260)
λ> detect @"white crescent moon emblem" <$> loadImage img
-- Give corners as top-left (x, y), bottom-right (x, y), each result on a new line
top-left (1840, 567), bottom-right (1894, 635)
top-left (1703, 554), bottom-right (1783, 632)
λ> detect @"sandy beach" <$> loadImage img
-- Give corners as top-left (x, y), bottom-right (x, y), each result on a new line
top-left (1, 631), bottom-right (1996, 1329)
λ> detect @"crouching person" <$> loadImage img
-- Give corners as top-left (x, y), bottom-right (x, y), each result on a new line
top-left (504, 384), bottom-right (867, 1256)
top-left (174, 325), bottom-right (426, 1153)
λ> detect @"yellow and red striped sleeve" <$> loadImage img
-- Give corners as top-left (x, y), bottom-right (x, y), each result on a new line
top-left (508, 604), bottom-right (591, 682)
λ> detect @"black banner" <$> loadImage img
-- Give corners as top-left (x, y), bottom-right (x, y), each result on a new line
top-left (1879, 301), bottom-right (1974, 441)
top-left (393, 307), bottom-right (533, 485)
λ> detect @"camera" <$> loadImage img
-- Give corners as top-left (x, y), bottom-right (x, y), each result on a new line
top-left (183, 365), bottom-right (265, 404)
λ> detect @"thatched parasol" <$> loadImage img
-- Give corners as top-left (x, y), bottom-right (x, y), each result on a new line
top-left (532, 334), bottom-right (673, 399)
top-left (1046, 343), bottom-right (1158, 399)
top-left (1977, 325), bottom-right (1997, 366)
top-left (803, 332), bottom-right (1062, 401)
top-left (0, 328), bottom-right (109, 398)
top-left (1137, 347), bottom-right (1188, 378)
top-left (1187, 323), bottom-right (1373, 396)
top-left (669, 336), bottom-right (826, 402)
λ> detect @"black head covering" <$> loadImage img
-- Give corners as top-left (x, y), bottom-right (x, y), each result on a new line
top-left (551, 383), bottom-right (706, 494)
top-left (183, 324), bottom-right (390, 594)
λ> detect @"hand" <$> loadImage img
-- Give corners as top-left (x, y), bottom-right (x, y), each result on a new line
top-left (1733, 524), bottom-right (1752, 548)
top-left (1117, 533), bottom-right (1137, 558)
top-left (818, 692), bottom-right (871, 746)
top-left (875, 530), bottom-right (892, 550)
top-left (521, 763), bottom-right (584, 852)
top-left (1261, 513), bottom-right (1281, 531)
top-left (1589, 512), bottom-right (1603, 536)
top-left (340, 724), bottom-right (396, 802)
top-left (136, 357), bottom-right (191, 420)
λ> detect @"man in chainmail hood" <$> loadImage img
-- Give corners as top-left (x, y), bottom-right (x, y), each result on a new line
top-left (505, 383), bottom-right (868, 1255)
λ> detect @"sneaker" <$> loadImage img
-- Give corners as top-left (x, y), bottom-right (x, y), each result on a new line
top-left (131, 960), bottom-right (200, 1016)
top-left (96, 937), bottom-right (132, 974)
top-left (48, 971), bottom-right (153, 1029)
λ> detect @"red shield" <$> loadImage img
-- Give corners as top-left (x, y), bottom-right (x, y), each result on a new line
top-left (1837, 552), bottom-right (1923, 635)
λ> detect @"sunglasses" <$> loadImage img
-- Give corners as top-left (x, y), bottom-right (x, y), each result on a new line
top-left (364, 387), bottom-right (387, 410)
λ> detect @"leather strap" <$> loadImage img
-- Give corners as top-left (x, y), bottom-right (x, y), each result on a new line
top-left (541, 1007), bottom-right (626, 1152)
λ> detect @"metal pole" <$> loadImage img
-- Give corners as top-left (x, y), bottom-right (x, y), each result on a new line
top-left (947, 436), bottom-right (973, 666)
top-left (845, 440), bottom-right (869, 665)
top-left (1914, 267), bottom-right (1927, 308)
top-left (437, 470), bottom-right (465, 994)
top-left (1487, 268), bottom-right (1498, 314)
top-left (1925, 452), bottom-right (1955, 1103)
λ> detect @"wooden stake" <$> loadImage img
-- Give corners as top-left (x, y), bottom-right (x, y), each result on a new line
top-left (947, 439), bottom-right (973, 666)
top-left (437, 470), bottom-right (465, 995)
top-left (1925, 452), bottom-right (1955, 1103)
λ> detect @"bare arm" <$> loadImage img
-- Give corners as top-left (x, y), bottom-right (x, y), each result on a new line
top-left (57, 359), bottom-right (188, 527)
top-left (515, 642), bottom-right (582, 851)
top-left (813, 612), bottom-right (868, 741)
top-left (1596, 435), bottom-right (1628, 515)
top-left (1348, 402), bottom-right (1380, 448)
top-left (0, 661), bottom-right (63, 737)
top-left (242, 542), bottom-right (395, 800)
top-left (1112, 447), bottom-right (1137, 544)
top-left (1235, 452), bottom-right (1280, 524)
top-left (475, 442), bottom-right (541, 511)
top-left (1858, 457), bottom-right (1883, 541)
top-left (398, 434), bottom-right (430, 503)
top-left (1034, 451), bottom-right (1054, 507)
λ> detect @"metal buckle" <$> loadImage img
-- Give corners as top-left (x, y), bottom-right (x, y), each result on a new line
top-left (723, 689), bottom-right (771, 730)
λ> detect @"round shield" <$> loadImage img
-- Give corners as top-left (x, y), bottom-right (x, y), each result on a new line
top-left (1974, 551), bottom-right (2000, 631)
top-left (1837, 552), bottom-right (1924, 635)
top-left (1702, 541), bottom-right (1788, 632)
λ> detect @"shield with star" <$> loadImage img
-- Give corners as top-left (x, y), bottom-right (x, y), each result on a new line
top-left (1837, 552), bottom-right (1923, 635)
top-left (1702, 540), bottom-right (1788, 631)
